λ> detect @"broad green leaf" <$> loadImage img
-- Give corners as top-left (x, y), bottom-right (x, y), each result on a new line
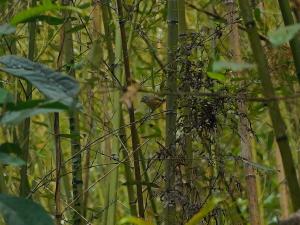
top-left (0, 24), bottom-right (16, 35)
top-left (10, 2), bottom-right (82, 25)
top-left (0, 55), bottom-right (80, 107)
top-left (10, 4), bottom-right (59, 25)
top-left (0, 194), bottom-right (54, 225)
top-left (0, 100), bottom-right (68, 125)
top-left (0, 143), bottom-right (25, 166)
top-left (0, 0), bottom-right (8, 5)
top-left (23, 15), bottom-right (65, 25)
top-left (268, 24), bottom-right (300, 46)
top-left (207, 72), bottom-right (226, 82)
top-left (118, 217), bottom-right (154, 225)
top-left (185, 198), bottom-right (222, 225)
top-left (0, 88), bottom-right (14, 105)
top-left (213, 61), bottom-right (254, 72)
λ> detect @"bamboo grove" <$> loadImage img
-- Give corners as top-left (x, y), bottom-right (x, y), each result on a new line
top-left (2, 0), bottom-right (300, 225)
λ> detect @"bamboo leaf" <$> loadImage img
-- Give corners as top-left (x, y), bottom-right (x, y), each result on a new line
top-left (185, 198), bottom-right (222, 225)
top-left (10, 2), bottom-right (82, 25)
top-left (118, 217), bottom-right (154, 225)
top-left (0, 143), bottom-right (25, 166)
top-left (268, 24), bottom-right (300, 46)
top-left (207, 72), bottom-right (226, 82)
top-left (0, 55), bottom-right (80, 107)
top-left (0, 100), bottom-right (68, 125)
top-left (212, 61), bottom-right (254, 72)
top-left (0, 194), bottom-right (54, 225)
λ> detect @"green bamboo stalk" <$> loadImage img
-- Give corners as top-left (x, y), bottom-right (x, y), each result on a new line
top-left (19, 0), bottom-right (37, 198)
top-left (61, 0), bottom-right (83, 224)
top-left (101, 0), bottom-right (114, 70)
top-left (238, 0), bottom-right (300, 211)
top-left (178, 0), bottom-right (192, 182)
top-left (277, 0), bottom-right (300, 82)
top-left (120, 114), bottom-right (138, 216)
top-left (105, 4), bottom-right (121, 223)
top-left (165, 0), bottom-right (178, 224)
top-left (116, 0), bottom-right (145, 218)
top-left (127, 0), bottom-right (140, 51)
top-left (54, 112), bottom-right (62, 225)
top-left (107, 9), bottom-right (136, 216)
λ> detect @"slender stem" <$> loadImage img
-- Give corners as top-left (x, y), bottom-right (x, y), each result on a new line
top-left (120, 114), bottom-right (138, 216)
top-left (54, 112), bottom-right (62, 225)
top-left (20, 0), bottom-right (37, 198)
top-left (116, 0), bottom-right (145, 218)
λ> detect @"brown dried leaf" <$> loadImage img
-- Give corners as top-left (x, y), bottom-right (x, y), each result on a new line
top-left (121, 82), bottom-right (140, 108)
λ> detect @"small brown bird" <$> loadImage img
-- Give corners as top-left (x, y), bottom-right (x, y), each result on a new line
top-left (141, 95), bottom-right (165, 111)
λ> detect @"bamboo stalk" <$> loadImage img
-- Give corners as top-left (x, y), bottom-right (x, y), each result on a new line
top-left (165, 0), bottom-right (178, 224)
top-left (238, 0), bottom-right (300, 211)
top-left (116, 0), bottom-right (145, 218)
top-left (105, 2), bottom-right (120, 223)
top-left (225, 1), bottom-right (262, 224)
top-left (120, 114), bottom-right (138, 216)
top-left (275, 144), bottom-right (290, 219)
top-left (61, 0), bottom-right (83, 224)
top-left (82, 86), bottom-right (93, 219)
top-left (178, 0), bottom-right (192, 182)
top-left (54, 112), bottom-right (62, 225)
top-left (277, 0), bottom-right (300, 83)
top-left (19, 0), bottom-right (37, 198)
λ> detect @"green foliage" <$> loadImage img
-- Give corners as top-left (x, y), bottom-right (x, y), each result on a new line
top-left (185, 198), bottom-right (222, 225)
top-left (118, 217), bottom-right (153, 225)
top-left (207, 72), bottom-right (226, 82)
top-left (0, 194), bottom-right (53, 225)
top-left (0, 55), bottom-right (80, 107)
top-left (212, 61), bottom-right (254, 72)
top-left (0, 100), bottom-right (68, 125)
top-left (268, 24), bottom-right (300, 46)
top-left (10, 1), bottom-right (82, 25)
top-left (0, 143), bottom-right (25, 166)
top-left (23, 15), bottom-right (65, 25)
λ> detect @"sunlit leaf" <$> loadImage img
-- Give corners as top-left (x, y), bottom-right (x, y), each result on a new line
top-left (23, 15), bottom-right (65, 25)
top-left (0, 24), bottom-right (16, 35)
top-left (207, 72), bottom-right (226, 82)
top-left (0, 55), bottom-right (80, 107)
top-left (0, 100), bottom-right (68, 125)
top-left (0, 143), bottom-right (25, 166)
top-left (118, 217), bottom-right (154, 225)
top-left (185, 198), bottom-right (222, 225)
top-left (0, 194), bottom-right (54, 225)
top-left (212, 61), bottom-right (254, 72)
top-left (268, 24), bottom-right (300, 46)
top-left (0, 0), bottom-right (8, 5)
top-left (10, 2), bottom-right (82, 25)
